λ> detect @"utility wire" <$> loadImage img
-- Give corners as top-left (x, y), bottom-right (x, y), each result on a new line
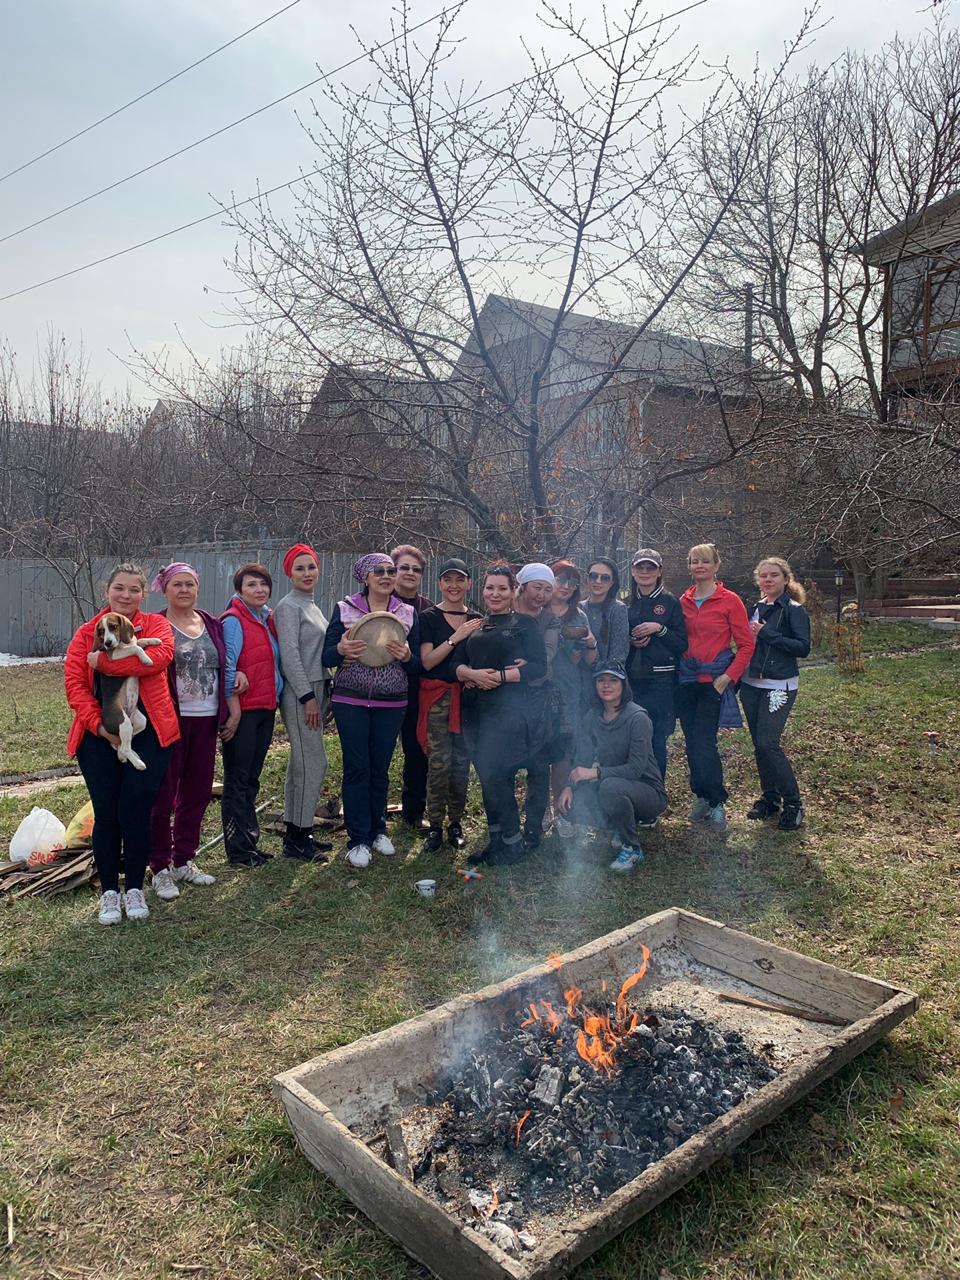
top-left (0, 1), bottom-right (302, 186)
top-left (0, 0), bottom-right (708, 303)
top-left (0, 3), bottom-right (460, 246)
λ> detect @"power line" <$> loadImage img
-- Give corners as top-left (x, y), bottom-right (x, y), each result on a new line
top-left (0, 0), bottom-right (708, 304)
top-left (0, 3), bottom-right (460, 246)
top-left (0, 1), bottom-right (302, 187)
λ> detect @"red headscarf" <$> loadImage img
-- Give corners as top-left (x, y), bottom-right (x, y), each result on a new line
top-left (283, 543), bottom-right (320, 577)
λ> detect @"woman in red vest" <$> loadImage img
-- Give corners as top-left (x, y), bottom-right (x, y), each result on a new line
top-left (220, 563), bottom-right (283, 866)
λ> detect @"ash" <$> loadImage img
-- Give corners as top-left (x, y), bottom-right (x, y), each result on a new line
top-left (408, 1004), bottom-right (779, 1250)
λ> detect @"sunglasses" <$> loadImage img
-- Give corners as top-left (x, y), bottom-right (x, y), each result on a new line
top-left (587, 571), bottom-right (612, 583)
top-left (370, 566), bottom-right (398, 577)
top-left (555, 575), bottom-right (580, 586)
top-left (396, 564), bottom-right (423, 574)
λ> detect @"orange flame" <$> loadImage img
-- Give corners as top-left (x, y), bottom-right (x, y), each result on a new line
top-left (520, 1002), bottom-right (541, 1028)
top-left (483, 1185), bottom-right (500, 1216)
top-left (540, 1000), bottom-right (563, 1034)
top-left (545, 952), bottom-right (565, 970)
top-left (515, 1109), bottom-right (532, 1145)
top-left (563, 984), bottom-right (583, 1018)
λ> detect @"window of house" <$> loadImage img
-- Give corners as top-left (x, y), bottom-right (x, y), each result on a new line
top-left (889, 253), bottom-right (960, 369)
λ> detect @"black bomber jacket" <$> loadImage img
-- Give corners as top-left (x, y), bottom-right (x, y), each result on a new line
top-left (625, 586), bottom-right (688, 682)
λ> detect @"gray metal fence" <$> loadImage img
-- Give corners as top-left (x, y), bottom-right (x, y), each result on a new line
top-left (0, 542), bottom-right (485, 656)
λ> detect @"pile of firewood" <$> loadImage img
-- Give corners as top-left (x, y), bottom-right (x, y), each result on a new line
top-left (0, 847), bottom-right (96, 900)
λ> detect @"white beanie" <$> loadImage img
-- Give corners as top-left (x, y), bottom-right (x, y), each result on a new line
top-left (517, 562), bottom-right (556, 587)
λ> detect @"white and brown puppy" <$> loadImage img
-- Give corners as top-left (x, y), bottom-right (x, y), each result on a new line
top-left (92, 613), bottom-right (162, 770)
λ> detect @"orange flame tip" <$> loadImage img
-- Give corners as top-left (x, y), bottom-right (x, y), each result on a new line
top-left (515, 1110), bottom-right (532, 1145)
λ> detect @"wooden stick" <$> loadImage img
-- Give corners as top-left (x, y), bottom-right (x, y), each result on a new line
top-left (716, 991), bottom-right (849, 1027)
top-left (384, 1122), bottom-right (413, 1180)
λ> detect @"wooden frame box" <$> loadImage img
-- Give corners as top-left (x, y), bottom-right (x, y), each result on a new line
top-left (273, 909), bottom-right (918, 1280)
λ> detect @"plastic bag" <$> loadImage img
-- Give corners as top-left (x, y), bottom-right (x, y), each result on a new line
top-left (64, 799), bottom-right (95, 849)
top-left (8, 807), bottom-right (67, 864)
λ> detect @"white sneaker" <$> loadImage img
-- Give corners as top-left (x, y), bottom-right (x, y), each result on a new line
top-left (610, 833), bottom-right (623, 851)
top-left (610, 848), bottom-right (644, 873)
top-left (372, 834), bottom-right (395, 857)
top-left (98, 890), bottom-right (122, 925)
top-left (152, 867), bottom-right (180, 901)
top-left (346, 844), bottom-right (372, 868)
top-left (170, 860), bottom-right (216, 886)
top-left (122, 888), bottom-right (150, 920)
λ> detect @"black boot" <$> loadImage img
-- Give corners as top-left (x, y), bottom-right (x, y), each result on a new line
top-left (468, 835), bottom-right (502, 866)
top-left (423, 826), bottom-right (444, 854)
top-left (283, 823), bottom-right (330, 863)
top-left (777, 802), bottom-right (805, 831)
top-left (522, 824), bottom-right (542, 852)
top-left (747, 798), bottom-right (781, 820)
top-left (491, 836), bottom-right (529, 866)
top-left (447, 822), bottom-right (465, 850)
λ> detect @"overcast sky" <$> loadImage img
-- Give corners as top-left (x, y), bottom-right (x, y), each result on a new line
top-left (0, 0), bottom-right (943, 395)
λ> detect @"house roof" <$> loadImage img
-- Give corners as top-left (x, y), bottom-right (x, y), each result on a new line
top-left (467, 294), bottom-right (746, 394)
top-left (860, 190), bottom-right (960, 265)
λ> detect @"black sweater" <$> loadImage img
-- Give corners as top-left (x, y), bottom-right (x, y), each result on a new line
top-left (625, 586), bottom-right (688, 682)
top-left (458, 612), bottom-right (547, 706)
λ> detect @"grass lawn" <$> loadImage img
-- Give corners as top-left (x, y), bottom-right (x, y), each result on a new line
top-left (1, 650), bottom-right (958, 1279)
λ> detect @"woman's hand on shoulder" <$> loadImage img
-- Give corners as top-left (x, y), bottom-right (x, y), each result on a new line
top-left (454, 617), bottom-right (483, 643)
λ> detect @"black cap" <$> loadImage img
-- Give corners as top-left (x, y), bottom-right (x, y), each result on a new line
top-left (594, 660), bottom-right (628, 681)
top-left (438, 558), bottom-right (471, 578)
top-left (631, 548), bottom-right (663, 568)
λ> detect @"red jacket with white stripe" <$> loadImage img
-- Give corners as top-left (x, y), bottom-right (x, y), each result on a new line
top-left (64, 608), bottom-right (179, 756)
top-left (679, 582), bottom-right (755, 684)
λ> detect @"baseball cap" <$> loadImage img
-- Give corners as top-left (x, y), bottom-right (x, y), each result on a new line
top-left (631, 548), bottom-right (663, 568)
top-left (594, 660), bottom-right (628, 681)
top-left (438, 558), bottom-right (471, 578)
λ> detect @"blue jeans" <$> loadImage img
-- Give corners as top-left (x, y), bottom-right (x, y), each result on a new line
top-left (333, 702), bottom-right (406, 846)
top-left (631, 678), bottom-right (676, 780)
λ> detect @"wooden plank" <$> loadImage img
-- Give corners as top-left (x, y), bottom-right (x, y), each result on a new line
top-left (276, 1078), bottom-right (526, 1280)
top-left (676, 910), bottom-right (897, 1022)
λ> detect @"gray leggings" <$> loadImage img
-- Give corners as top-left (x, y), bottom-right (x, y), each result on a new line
top-left (570, 776), bottom-right (666, 846)
top-left (280, 681), bottom-right (328, 827)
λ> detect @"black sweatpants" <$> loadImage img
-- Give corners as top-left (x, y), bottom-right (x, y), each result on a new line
top-left (675, 680), bottom-right (727, 806)
top-left (739, 683), bottom-right (800, 806)
top-left (76, 722), bottom-right (172, 893)
top-left (631, 678), bottom-right (676, 780)
top-left (399, 689), bottom-right (428, 822)
top-left (221, 708), bottom-right (275, 861)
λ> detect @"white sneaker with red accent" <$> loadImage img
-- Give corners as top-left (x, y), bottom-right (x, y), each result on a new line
top-left (98, 890), bottom-right (122, 925)
top-left (122, 888), bottom-right (150, 920)
top-left (152, 868), bottom-right (180, 901)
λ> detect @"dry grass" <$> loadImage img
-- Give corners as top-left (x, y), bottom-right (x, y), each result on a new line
top-left (0, 651), bottom-right (958, 1279)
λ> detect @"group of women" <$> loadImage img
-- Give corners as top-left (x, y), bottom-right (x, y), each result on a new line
top-left (63, 540), bottom-right (811, 924)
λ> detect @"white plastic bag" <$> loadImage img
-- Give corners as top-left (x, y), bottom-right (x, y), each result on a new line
top-left (8, 807), bottom-right (67, 864)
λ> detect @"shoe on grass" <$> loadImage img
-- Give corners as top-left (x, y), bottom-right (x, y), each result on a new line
top-left (777, 803), bottom-right (805, 831)
top-left (98, 890), bottom-right (122, 926)
top-left (747, 798), bottom-right (780, 821)
top-left (171, 860), bottom-right (216, 885)
top-left (152, 867), bottom-right (180, 901)
top-left (610, 847), bottom-right (644, 873)
top-left (554, 815), bottom-right (574, 840)
top-left (447, 822), bottom-right (465, 849)
top-left (423, 827), bottom-right (444, 854)
top-left (708, 803), bottom-right (727, 832)
top-left (689, 797), bottom-right (711, 822)
top-left (346, 843), bottom-right (372, 868)
top-left (372, 834), bottom-right (395, 857)
top-left (122, 888), bottom-right (150, 920)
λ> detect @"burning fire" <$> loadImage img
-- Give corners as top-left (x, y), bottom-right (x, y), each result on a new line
top-left (523, 945), bottom-right (652, 1078)
top-left (515, 1109), bottom-right (532, 1145)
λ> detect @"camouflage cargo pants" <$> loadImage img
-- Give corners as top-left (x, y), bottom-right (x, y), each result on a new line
top-left (425, 690), bottom-right (471, 826)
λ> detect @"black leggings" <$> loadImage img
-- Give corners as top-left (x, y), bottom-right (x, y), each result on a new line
top-left (76, 723), bottom-right (171, 892)
top-left (739, 683), bottom-right (800, 805)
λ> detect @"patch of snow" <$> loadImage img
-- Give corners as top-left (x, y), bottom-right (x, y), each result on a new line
top-left (0, 653), bottom-right (64, 667)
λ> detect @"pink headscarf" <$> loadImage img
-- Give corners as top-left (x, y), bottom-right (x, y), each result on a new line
top-left (353, 552), bottom-right (395, 583)
top-left (151, 562), bottom-right (199, 593)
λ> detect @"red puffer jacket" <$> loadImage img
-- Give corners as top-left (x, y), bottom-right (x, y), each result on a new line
top-left (64, 608), bottom-right (180, 756)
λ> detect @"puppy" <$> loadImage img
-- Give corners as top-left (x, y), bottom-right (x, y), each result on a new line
top-left (92, 613), bottom-right (162, 770)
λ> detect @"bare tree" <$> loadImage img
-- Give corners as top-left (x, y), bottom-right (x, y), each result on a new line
top-left (208, 0), bottom-right (810, 561)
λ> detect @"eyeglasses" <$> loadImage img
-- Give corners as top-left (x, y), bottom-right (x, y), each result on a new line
top-left (555, 575), bottom-right (580, 586)
top-left (396, 564), bottom-right (423, 574)
top-left (587, 572), bottom-right (612, 583)
top-left (370, 566), bottom-right (398, 577)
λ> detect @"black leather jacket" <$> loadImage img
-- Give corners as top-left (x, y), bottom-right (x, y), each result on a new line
top-left (745, 594), bottom-right (811, 683)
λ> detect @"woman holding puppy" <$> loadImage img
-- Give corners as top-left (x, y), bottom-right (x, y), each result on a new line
top-left (64, 563), bottom-right (178, 925)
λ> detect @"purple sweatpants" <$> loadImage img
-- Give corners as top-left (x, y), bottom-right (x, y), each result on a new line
top-left (149, 714), bottom-right (219, 871)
